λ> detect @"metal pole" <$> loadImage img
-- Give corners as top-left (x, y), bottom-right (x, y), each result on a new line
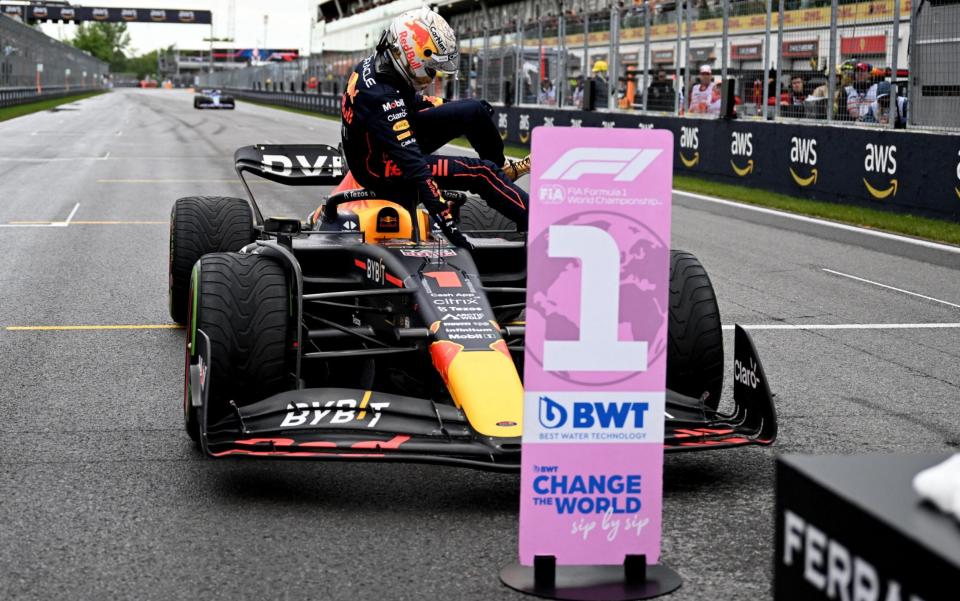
top-left (558, 11), bottom-right (566, 107)
top-left (641, 1), bottom-right (650, 112)
top-left (826, 0), bottom-right (838, 122)
top-left (608, 6), bottom-right (618, 110)
top-left (516, 17), bottom-right (524, 106)
top-left (775, 0), bottom-right (785, 120)
top-left (482, 29), bottom-right (490, 101)
top-left (537, 16), bottom-right (543, 102)
top-left (209, 24), bottom-right (214, 75)
top-left (499, 20), bottom-right (506, 105)
top-left (675, 0), bottom-right (682, 113)
top-left (721, 0), bottom-right (729, 88)
top-left (762, 0), bottom-right (772, 120)
top-left (583, 8), bottom-right (589, 85)
top-left (907, 0), bottom-right (918, 127)
top-left (685, 0), bottom-right (692, 103)
top-left (889, 0), bottom-right (901, 129)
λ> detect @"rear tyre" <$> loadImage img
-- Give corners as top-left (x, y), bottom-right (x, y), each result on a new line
top-left (185, 252), bottom-right (292, 439)
top-left (169, 196), bottom-right (255, 324)
top-left (458, 196), bottom-right (518, 239)
top-left (667, 250), bottom-right (724, 410)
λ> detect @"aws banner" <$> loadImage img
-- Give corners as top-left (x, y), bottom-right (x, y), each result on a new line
top-left (493, 107), bottom-right (960, 222)
top-left (519, 128), bottom-right (673, 565)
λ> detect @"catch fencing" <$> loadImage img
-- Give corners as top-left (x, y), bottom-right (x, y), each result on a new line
top-left (0, 14), bottom-right (107, 95)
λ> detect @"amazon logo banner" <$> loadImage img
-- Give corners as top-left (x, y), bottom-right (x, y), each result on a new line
top-left (484, 104), bottom-right (959, 222)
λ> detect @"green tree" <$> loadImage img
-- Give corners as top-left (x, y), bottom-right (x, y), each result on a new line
top-left (124, 50), bottom-right (161, 79)
top-left (69, 22), bottom-right (131, 70)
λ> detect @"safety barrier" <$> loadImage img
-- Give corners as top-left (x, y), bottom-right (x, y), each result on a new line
top-left (225, 88), bottom-right (960, 222)
top-left (0, 85), bottom-right (99, 109)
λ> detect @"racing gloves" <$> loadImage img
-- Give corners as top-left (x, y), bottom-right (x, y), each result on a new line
top-left (435, 205), bottom-right (474, 251)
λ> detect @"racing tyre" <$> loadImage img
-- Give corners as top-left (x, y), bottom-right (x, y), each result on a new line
top-left (667, 250), bottom-right (724, 410)
top-left (458, 196), bottom-right (518, 238)
top-left (184, 252), bottom-right (291, 442)
top-left (194, 98), bottom-right (200, 109)
top-left (169, 196), bottom-right (255, 324)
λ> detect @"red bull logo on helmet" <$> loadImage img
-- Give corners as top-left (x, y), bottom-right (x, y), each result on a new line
top-left (406, 20), bottom-right (439, 56)
top-left (397, 31), bottom-right (423, 70)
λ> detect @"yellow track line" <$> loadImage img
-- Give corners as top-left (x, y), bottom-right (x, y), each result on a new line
top-left (6, 324), bottom-right (183, 331)
top-left (6, 220), bottom-right (166, 225)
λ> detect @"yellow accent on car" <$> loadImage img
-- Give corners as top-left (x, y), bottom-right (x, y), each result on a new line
top-left (337, 199), bottom-right (434, 242)
top-left (444, 350), bottom-right (523, 437)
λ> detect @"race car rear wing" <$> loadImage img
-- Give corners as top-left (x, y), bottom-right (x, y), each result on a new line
top-left (234, 144), bottom-right (346, 224)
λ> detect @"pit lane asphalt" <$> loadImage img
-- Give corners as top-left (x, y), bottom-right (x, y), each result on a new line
top-left (1, 89), bottom-right (957, 601)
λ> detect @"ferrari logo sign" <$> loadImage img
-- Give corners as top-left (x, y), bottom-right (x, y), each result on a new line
top-left (519, 127), bottom-right (673, 566)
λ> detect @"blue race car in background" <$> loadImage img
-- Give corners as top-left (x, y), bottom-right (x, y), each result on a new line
top-left (194, 89), bottom-right (235, 109)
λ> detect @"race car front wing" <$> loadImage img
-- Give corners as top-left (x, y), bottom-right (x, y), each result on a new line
top-left (190, 326), bottom-right (776, 471)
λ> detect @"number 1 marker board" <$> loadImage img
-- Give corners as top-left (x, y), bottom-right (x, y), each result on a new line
top-left (519, 127), bottom-right (673, 566)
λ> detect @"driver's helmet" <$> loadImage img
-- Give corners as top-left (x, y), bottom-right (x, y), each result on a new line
top-left (382, 7), bottom-right (459, 91)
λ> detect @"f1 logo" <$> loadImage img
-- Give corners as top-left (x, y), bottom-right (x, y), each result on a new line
top-left (541, 148), bottom-right (662, 181)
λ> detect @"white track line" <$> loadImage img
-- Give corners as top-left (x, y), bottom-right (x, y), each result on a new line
top-left (673, 190), bottom-right (960, 255)
top-left (822, 268), bottom-right (960, 309)
top-left (723, 323), bottom-right (960, 330)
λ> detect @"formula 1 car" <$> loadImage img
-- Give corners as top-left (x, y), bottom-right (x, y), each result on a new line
top-left (167, 144), bottom-right (777, 470)
top-left (193, 89), bottom-right (235, 109)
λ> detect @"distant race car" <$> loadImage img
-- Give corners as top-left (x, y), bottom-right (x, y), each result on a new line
top-left (167, 144), bottom-right (778, 470)
top-left (194, 89), bottom-right (235, 109)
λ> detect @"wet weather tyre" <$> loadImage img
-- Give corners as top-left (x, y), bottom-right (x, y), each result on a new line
top-left (169, 196), bottom-right (255, 324)
top-left (458, 197), bottom-right (517, 238)
top-left (667, 250), bottom-right (724, 411)
top-left (185, 253), bottom-right (291, 438)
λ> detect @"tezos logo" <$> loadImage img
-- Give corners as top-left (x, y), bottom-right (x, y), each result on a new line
top-left (541, 148), bottom-right (662, 182)
top-left (789, 136), bottom-right (818, 187)
top-left (863, 143), bottom-right (898, 199)
top-left (537, 395), bottom-right (649, 430)
top-left (734, 357), bottom-right (760, 389)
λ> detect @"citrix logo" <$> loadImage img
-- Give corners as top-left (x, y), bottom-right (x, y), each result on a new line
top-left (541, 148), bottom-right (662, 181)
top-left (537, 395), bottom-right (649, 430)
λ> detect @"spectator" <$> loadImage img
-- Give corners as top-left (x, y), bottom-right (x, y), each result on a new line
top-left (687, 65), bottom-right (721, 115)
top-left (537, 79), bottom-right (556, 105)
top-left (571, 77), bottom-right (585, 108)
top-left (591, 59), bottom-right (609, 108)
top-left (862, 82), bottom-right (907, 128)
top-left (646, 69), bottom-right (676, 112)
top-left (846, 61), bottom-right (878, 120)
top-left (786, 75), bottom-right (806, 104)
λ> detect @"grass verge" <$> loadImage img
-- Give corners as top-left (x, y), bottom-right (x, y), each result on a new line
top-left (0, 90), bottom-right (106, 123)
top-left (235, 99), bottom-right (960, 245)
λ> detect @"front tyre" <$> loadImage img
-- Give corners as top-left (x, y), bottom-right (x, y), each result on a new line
top-left (666, 250), bottom-right (724, 410)
top-left (184, 253), bottom-right (292, 441)
top-left (169, 196), bottom-right (255, 324)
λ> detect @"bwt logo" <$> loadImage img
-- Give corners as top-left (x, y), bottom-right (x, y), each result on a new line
top-left (538, 395), bottom-right (649, 430)
top-left (541, 148), bottom-right (662, 181)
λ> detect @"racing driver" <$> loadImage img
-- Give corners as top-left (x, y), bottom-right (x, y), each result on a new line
top-left (339, 7), bottom-right (530, 248)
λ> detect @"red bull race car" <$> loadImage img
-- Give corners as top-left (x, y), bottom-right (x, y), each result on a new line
top-left (167, 144), bottom-right (777, 470)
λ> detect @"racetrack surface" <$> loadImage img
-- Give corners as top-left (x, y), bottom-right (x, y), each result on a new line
top-left (1, 89), bottom-right (958, 601)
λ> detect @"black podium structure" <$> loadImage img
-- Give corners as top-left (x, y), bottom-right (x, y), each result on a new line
top-left (775, 453), bottom-right (960, 601)
top-left (500, 555), bottom-right (681, 601)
